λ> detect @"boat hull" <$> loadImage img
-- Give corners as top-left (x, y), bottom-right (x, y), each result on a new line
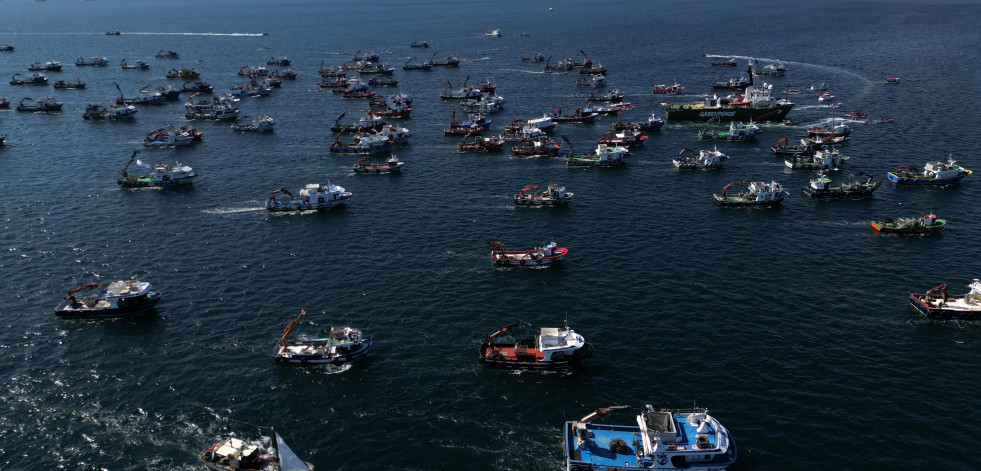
top-left (479, 343), bottom-right (592, 369)
top-left (714, 195), bottom-right (783, 207)
top-left (664, 103), bottom-right (793, 122)
top-left (886, 172), bottom-right (970, 185)
top-left (118, 176), bottom-right (196, 188)
top-left (801, 187), bottom-right (875, 199)
top-left (909, 293), bottom-right (981, 320)
top-left (273, 340), bottom-right (373, 364)
top-left (54, 292), bottom-right (161, 317)
top-left (491, 247), bottom-right (568, 266)
top-left (265, 200), bottom-right (344, 212)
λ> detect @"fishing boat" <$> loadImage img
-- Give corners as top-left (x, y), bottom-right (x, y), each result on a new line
top-left (402, 57), bottom-right (432, 71)
top-left (698, 121), bottom-right (762, 141)
top-left (513, 184), bottom-right (572, 206)
top-left (0, 44), bottom-right (13, 52)
top-left (376, 124), bottom-right (413, 145)
top-left (664, 68), bottom-right (793, 122)
top-left (427, 54), bottom-right (460, 67)
top-left (354, 155), bottom-right (403, 174)
top-left (583, 101), bottom-right (634, 116)
top-left (576, 75), bottom-right (605, 87)
top-left (757, 62), bottom-right (786, 76)
top-left (118, 151), bottom-right (196, 187)
top-left (75, 56), bottom-right (108, 67)
top-left (265, 183), bottom-right (352, 212)
top-left (785, 148), bottom-right (848, 170)
top-left (153, 84), bottom-right (182, 100)
top-left (181, 81), bottom-right (213, 93)
top-left (114, 83), bottom-right (165, 106)
top-left (165, 67), bottom-right (199, 79)
top-left (458, 133), bottom-right (505, 152)
top-left (441, 77), bottom-right (483, 100)
top-left (611, 111), bottom-right (665, 132)
top-left (512, 136), bottom-right (562, 157)
top-left (367, 76), bottom-right (398, 87)
top-left (886, 157), bottom-right (972, 185)
top-left (105, 30), bottom-right (121, 36)
top-left (597, 130), bottom-right (648, 147)
top-left (184, 93), bottom-right (240, 120)
top-left (770, 137), bottom-right (827, 157)
top-left (410, 41), bottom-right (429, 48)
top-left (712, 74), bottom-right (752, 90)
top-left (802, 173), bottom-right (879, 199)
top-left (155, 50), bottom-right (179, 59)
top-left (143, 125), bottom-right (196, 147)
top-left (488, 241), bottom-right (567, 266)
top-left (330, 112), bottom-right (387, 133)
top-left (587, 88), bottom-right (624, 103)
top-left (10, 72), bottom-right (48, 85)
top-left (501, 120), bottom-right (542, 142)
top-left (479, 322), bottom-right (591, 368)
top-left (0, 97), bottom-right (8, 108)
top-left (270, 68), bottom-right (297, 80)
top-left (238, 65), bottom-right (269, 76)
top-left (485, 28), bottom-right (502, 37)
top-left (52, 75), bottom-right (86, 89)
top-left (266, 56), bottom-right (291, 66)
top-left (870, 214), bottom-right (946, 234)
top-left (909, 280), bottom-right (981, 320)
top-left (885, 77), bottom-right (900, 83)
top-left (231, 115), bottom-right (275, 132)
top-left (714, 180), bottom-right (786, 207)
top-left (806, 123), bottom-right (852, 140)
top-left (550, 107), bottom-right (598, 124)
top-left (329, 132), bottom-right (393, 154)
top-left (444, 110), bottom-right (487, 135)
top-left (201, 429), bottom-right (313, 471)
top-left (28, 60), bottom-right (62, 71)
top-left (650, 82), bottom-right (685, 95)
top-left (16, 97), bottom-right (63, 112)
top-left (83, 103), bottom-right (138, 120)
top-left (849, 112), bottom-right (869, 122)
top-left (521, 52), bottom-right (546, 62)
top-left (358, 63), bottom-right (395, 75)
top-left (563, 137), bottom-right (630, 167)
top-left (711, 57), bottom-right (738, 66)
top-left (273, 309), bottom-right (372, 365)
top-left (564, 405), bottom-right (737, 471)
top-left (54, 277), bottom-right (161, 317)
top-left (526, 114), bottom-right (556, 132)
top-left (120, 59), bottom-right (150, 70)
top-left (674, 147), bottom-right (729, 169)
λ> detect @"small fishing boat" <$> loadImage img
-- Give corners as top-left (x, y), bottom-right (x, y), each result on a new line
top-left (597, 130), bottom-right (648, 147)
top-left (849, 112), bottom-right (869, 122)
top-left (410, 41), bottom-right (430, 48)
top-left (564, 405), bottom-right (737, 471)
top-left (711, 57), bottom-right (738, 66)
top-left (427, 54), bottom-right (461, 67)
top-left (885, 77), bottom-right (900, 83)
top-left (105, 31), bottom-right (121, 36)
top-left (376, 124), bottom-right (413, 144)
top-left (52, 75), bottom-right (86, 89)
top-left (358, 63), bottom-right (395, 75)
top-left (511, 136), bottom-right (562, 157)
top-left (354, 155), bottom-right (404, 174)
top-left (330, 112), bottom-right (387, 133)
top-left (184, 93), bottom-right (240, 120)
top-left (118, 151), bottom-right (197, 187)
top-left (458, 132), bottom-right (505, 152)
top-left (165, 67), bottom-right (199, 79)
top-left (265, 183), bottom-right (352, 212)
top-left (270, 68), bottom-right (297, 80)
top-left (770, 137), bottom-right (827, 157)
top-left (758, 62), bottom-right (786, 76)
top-left (563, 137), bottom-right (630, 167)
top-left (154, 84), bottom-right (182, 100)
top-left (587, 88), bottom-right (624, 103)
top-left (0, 44), bottom-right (13, 52)
top-left (886, 157), bottom-right (972, 185)
top-left (143, 125), bottom-right (196, 147)
top-left (714, 180), bottom-right (786, 207)
top-left (0, 97), bottom-right (8, 108)
top-left (479, 322), bottom-right (591, 368)
top-left (181, 81), bottom-right (213, 93)
top-left (441, 77), bottom-right (483, 100)
top-left (202, 429), bottom-right (313, 471)
top-left (501, 120), bottom-right (544, 142)
top-left (28, 60), bottom-right (62, 71)
top-left (82, 103), bottom-right (137, 120)
top-left (120, 59), bottom-right (150, 70)
top-left (698, 121), bottom-right (762, 141)
top-left (402, 57), bottom-right (432, 71)
top-left (444, 110), bottom-right (487, 135)
top-left (650, 82), bottom-right (685, 95)
top-left (16, 97), bottom-right (63, 112)
top-left (155, 50), bottom-right (179, 59)
top-left (54, 277), bottom-right (162, 317)
top-left (231, 115), bottom-right (275, 132)
top-left (341, 88), bottom-right (376, 99)
top-left (485, 28), bottom-right (502, 37)
top-left (329, 132), bottom-right (393, 154)
top-left (550, 107), bottom-right (598, 123)
top-left (10, 72), bottom-right (48, 85)
top-left (583, 101), bottom-right (634, 116)
top-left (611, 111), bottom-right (664, 132)
top-left (806, 122), bottom-right (851, 140)
top-left (273, 309), bottom-right (372, 365)
top-left (114, 83), bottom-right (164, 105)
top-left (521, 52), bottom-right (546, 62)
top-left (871, 214), bottom-right (946, 234)
top-left (488, 241), bottom-right (567, 266)
top-left (318, 62), bottom-right (346, 78)
top-left (266, 56), bottom-right (291, 66)
top-left (712, 74), bottom-right (751, 90)
top-left (909, 280), bottom-right (981, 320)
top-left (514, 184), bottom-right (572, 206)
top-left (674, 147), bottom-right (729, 169)
top-left (367, 76), bottom-right (398, 87)
top-left (576, 75), bottom-right (605, 87)
top-left (802, 173), bottom-right (879, 199)
top-left (526, 114), bottom-right (556, 132)
top-left (75, 56), bottom-right (108, 67)
top-left (785, 148), bottom-right (848, 170)
top-left (237, 65), bottom-right (269, 76)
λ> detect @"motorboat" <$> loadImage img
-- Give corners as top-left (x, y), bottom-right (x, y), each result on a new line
top-left (54, 277), bottom-right (161, 317)
top-left (273, 309), bottom-right (372, 364)
top-left (479, 322), bottom-right (592, 368)
top-left (674, 147), bottom-right (729, 169)
top-left (354, 155), bottom-right (404, 174)
top-left (886, 157), bottom-right (972, 185)
top-left (513, 184), bottom-right (572, 206)
top-left (265, 183), bottom-right (352, 212)
top-left (118, 151), bottom-right (197, 187)
top-left (871, 214), bottom-right (946, 234)
top-left (201, 429), bottom-right (313, 471)
top-left (909, 280), bottom-right (981, 320)
top-left (802, 173), bottom-right (879, 199)
top-left (714, 180), bottom-right (786, 207)
top-left (488, 241), bottom-right (567, 266)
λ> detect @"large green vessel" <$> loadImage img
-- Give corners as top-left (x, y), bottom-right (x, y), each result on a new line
top-left (663, 66), bottom-right (794, 122)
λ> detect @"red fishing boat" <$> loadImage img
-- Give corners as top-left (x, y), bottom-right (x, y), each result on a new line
top-left (512, 136), bottom-right (562, 157)
top-left (479, 322), bottom-right (593, 368)
top-left (457, 132), bottom-right (504, 152)
top-left (488, 241), bottom-right (567, 266)
top-left (597, 130), bottom-right (648, 147)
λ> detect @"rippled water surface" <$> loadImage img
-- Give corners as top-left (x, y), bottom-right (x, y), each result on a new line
top-left (1, 1), bottom-right (980, 470)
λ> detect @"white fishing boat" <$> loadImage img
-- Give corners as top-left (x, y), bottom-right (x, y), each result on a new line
top-left (117, 150), bottom-right (197, 187)
top-left (513, 184), bottom-right (572, 206)
top-left (674, 147), bottom-right (729, 169)
top-left (143, 125), bottom-right (195, 147)
top-left (265, 183), bottom-right (352, 212)
top-left (202, 429), bottom-right (313, 471)
top-left (231, 115), bottom-right (275, 132)
top-left (273, 309), bottom-right (373, 364)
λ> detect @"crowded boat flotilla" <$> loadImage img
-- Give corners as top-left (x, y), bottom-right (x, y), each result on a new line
top-left (3, 3), bottom-right (974, 470)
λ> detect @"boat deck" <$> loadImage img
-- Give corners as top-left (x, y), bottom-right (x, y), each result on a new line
top-left (910, 294), bottom-right (981, 319)
top-left (570, 423), bottom-right (647, 468)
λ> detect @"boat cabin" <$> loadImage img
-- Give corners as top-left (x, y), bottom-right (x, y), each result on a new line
top-left (924, 160), bottom-right (964, 179)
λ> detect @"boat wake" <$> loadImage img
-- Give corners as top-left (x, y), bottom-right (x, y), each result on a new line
top-left (120, 32), bottom-right (267, 37)
top-left (202, 207), bottom-right (264, 215)
top-left (318, 363), bottom-right (353, 374)
top-left (704, 53), bottom-right (874, 92)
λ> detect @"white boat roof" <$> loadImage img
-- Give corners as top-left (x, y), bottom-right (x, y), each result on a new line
top-left (215, 437), bottom-right (244, 456)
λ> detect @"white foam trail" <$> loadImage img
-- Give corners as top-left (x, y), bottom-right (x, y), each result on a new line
top-left (202, 207), bottom-right (264, 215)
top-left (122, 32), bottom-right (267, 37)
top-left (704, 53), bottom-right (874, 93)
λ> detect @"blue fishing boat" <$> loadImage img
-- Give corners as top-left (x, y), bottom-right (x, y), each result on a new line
top-left (54, 278), bottom-right (161, 317)
top-left (886, 157), bottom-right (972, 185)
top-left (265, 183), bottom-right (352, 212)
top-left (273, 309), bottom-right (373, 365)
top-left (564, 405), bottom-right (737, 471)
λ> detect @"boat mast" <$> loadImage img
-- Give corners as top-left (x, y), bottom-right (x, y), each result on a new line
top-left (281, 309), bottom-right (307, 347)
top-left (121, 150), bottom-right (140, 178)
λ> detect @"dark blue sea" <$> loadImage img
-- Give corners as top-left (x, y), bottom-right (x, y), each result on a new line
top-left (1, 1), bottom-right (980, 469)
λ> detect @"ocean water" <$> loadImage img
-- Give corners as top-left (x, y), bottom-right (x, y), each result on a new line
top-left (1, 1), bottom-right (980, 470)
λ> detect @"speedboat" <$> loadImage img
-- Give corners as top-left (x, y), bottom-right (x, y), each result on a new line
top-left (909, 279), bottom-right (981, 320)
top-left (488, 241), bottom-right (567, 266)
top-left (117, 151), bottom-right (197, 187)
top-left (201, 429), bottom-right (313, 471)
top-left (273, 309), bottom-right (372, 364)
top-left (479, 322), bottom-right (592, 368)
top-left (564, 405), bottom-right (737, 471)
top-left (265, 183), bottom-right (352, 212)
top-left (54, 277), bottom-right (161, 317)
